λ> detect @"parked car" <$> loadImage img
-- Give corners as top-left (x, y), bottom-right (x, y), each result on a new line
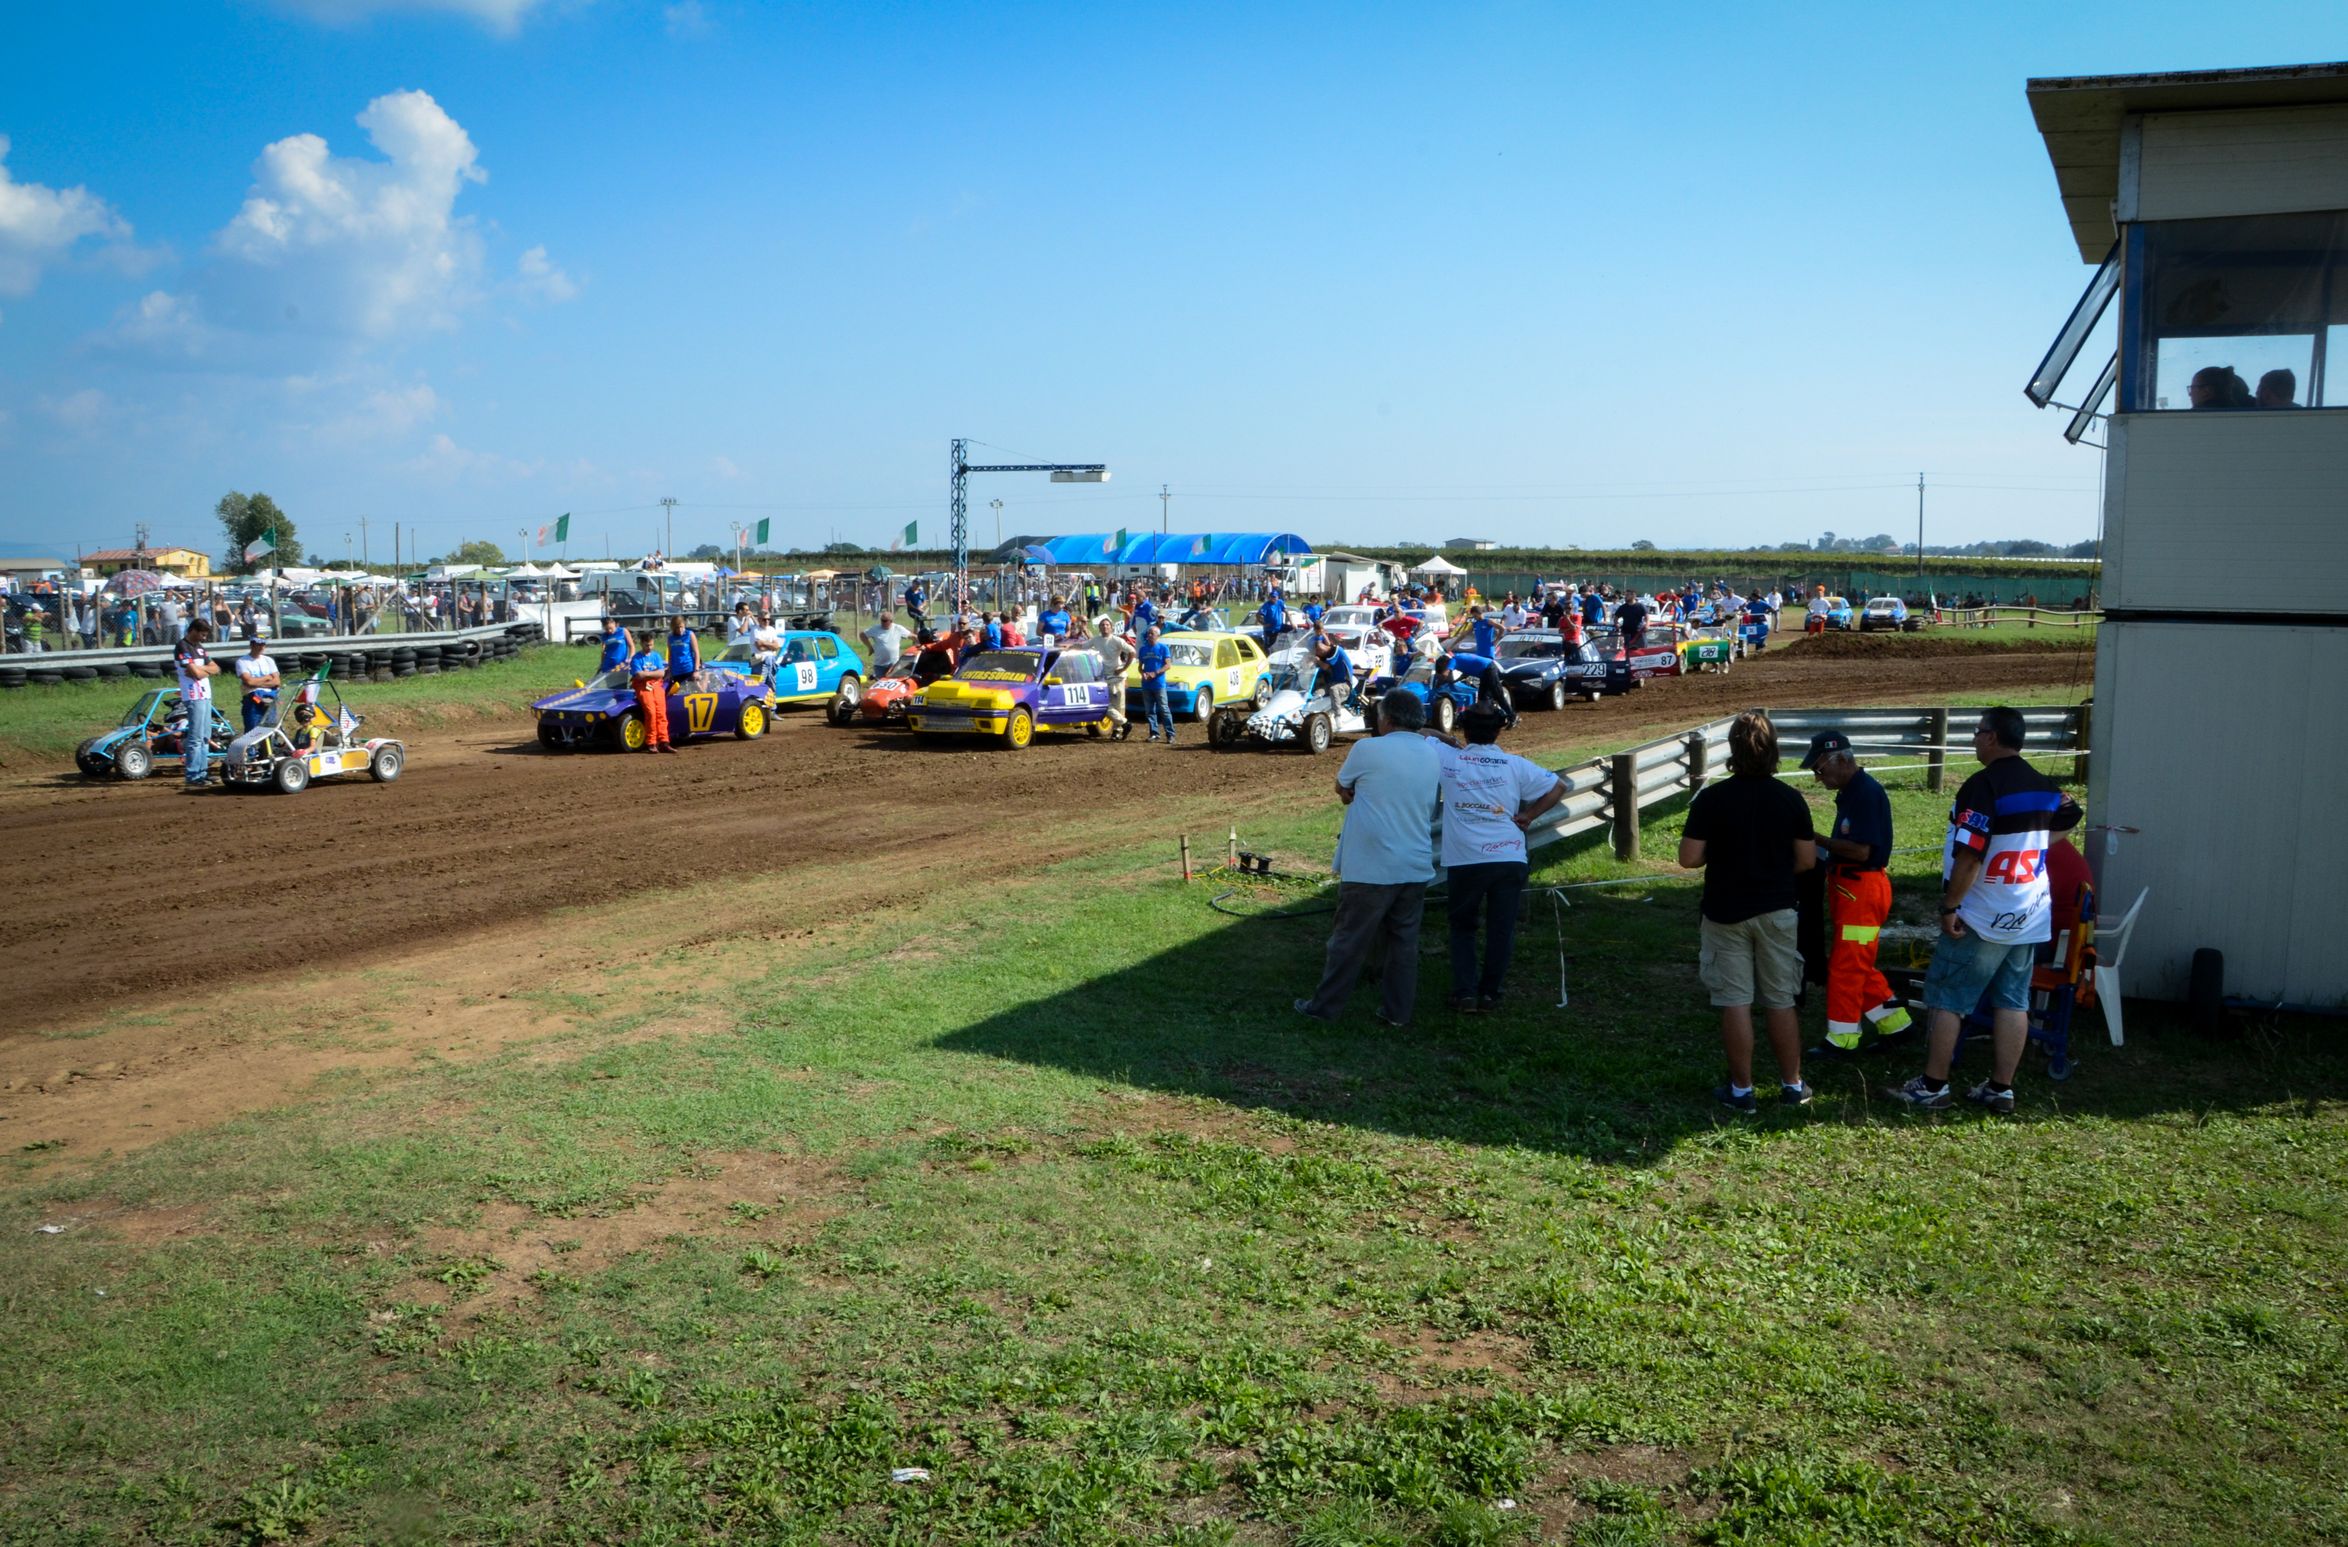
top-left (1495, 630), bottom-right (1626, 707)
top-left (703, 628), bottom-right (865, 713)
top-left (1209, 660), bottom-right (1371, 754)
top-left (1123, 631), bottom-right (1270, 722)
top-left (1818, 595), bottom-right (1855, 630)
top-left (1860, 596), bottom-right (1921, 632)
top-left (909, 647), bottom-right (1112, 749)
top-left (531, 662), bottom-right (774, 751)
top-left (75, 687), bottom-right (232, 780)
top-left (1363, 655), bottom-right (1483, 736)
top-left (1678, 626), bottom-right (1739, 673)
top-left (222, 667), bottom-right (405, 793)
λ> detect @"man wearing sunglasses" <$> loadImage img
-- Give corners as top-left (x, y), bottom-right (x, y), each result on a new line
top-left (1889, 706), bottom-right (2081, 1114)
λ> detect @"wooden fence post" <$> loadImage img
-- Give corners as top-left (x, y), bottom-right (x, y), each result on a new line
top-left (1611, 751), bottom-right (1640, 861)
top-left (1683, 731), bottom-right (1709, 792)
top-left (1926, 706), bottom-right (1950, 793)
top-left (2073, 702), bottom-right (2092, 784)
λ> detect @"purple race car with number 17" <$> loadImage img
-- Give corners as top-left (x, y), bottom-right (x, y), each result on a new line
top-left (531, 662), bottom-right (774, 751)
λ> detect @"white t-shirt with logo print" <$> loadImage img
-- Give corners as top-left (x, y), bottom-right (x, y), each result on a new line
top-left (1435, 742), bottom-right (1561, 867)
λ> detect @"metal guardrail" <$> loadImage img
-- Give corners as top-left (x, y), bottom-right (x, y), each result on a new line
top-left (1935, 604), bottom-right (2102, 629)
top-left (1522, 704), bottom-right (2089, 861)
top-left (0, 622), bottom-right (545, 688)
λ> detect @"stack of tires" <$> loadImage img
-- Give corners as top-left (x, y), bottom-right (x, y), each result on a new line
top-left (391, 644), bottom-right (418, 678)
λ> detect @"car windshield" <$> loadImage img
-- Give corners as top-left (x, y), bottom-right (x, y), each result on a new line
top-left (1264, 662), bottom-right (1312, 693)
top-left (123, 690), bottom-right (170, 728)
top-left (955, 652), bottom-right (1041, 682)
top-left (1496, 636), bottom-right (1567, 661)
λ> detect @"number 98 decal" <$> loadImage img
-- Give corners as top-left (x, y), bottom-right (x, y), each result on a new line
top-left (793, 662), bottom-right (818, 692)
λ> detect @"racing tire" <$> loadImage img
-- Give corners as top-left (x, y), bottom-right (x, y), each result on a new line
top-left (1362, 701), bottom-right (1380, 736)
top-left (613, 710), bottom-right (648, 752)
top-left (827, 674), bottom-right (863, 725)
top-left (1002, 707), bottom-right (1034, 751)
top-left (62, 666), bottom-right (98, 681)
top-left (1303, 712), bottom-right (1333, 756)
top-left (1210, 714), bottom-right (1242, 751)
top-left (369, 744), bottom-right (404, 783)
top-left (1191, 686), bottom-right (1213, 723)
top-left (1433, 696), bottom-right (1457, 736)
top-left (75, 739), bottom-right (104, 778)
top-left (537, 722), bottom-right (567, 751)
top-left (1546, 680), bottom-right (1568, 712)
top-left (736, 701), bottom-right (768, 741)
top-left (273, 756), bottom-right (310, 795)
top-left (115, 742), bottom-right (154, 781)
top-left (1252, 676), bottom-right (1273, 708)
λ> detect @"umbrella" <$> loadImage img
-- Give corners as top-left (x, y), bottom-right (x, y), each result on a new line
top-left (104, 569), bottom-right (166, 597)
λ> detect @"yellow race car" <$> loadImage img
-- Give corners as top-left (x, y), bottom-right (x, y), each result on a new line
top-left (1126, 631), bottom-right (1271, 722)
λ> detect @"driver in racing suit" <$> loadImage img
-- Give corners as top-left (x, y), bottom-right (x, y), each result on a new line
top-left (631, 643), bottom-right (676, 753)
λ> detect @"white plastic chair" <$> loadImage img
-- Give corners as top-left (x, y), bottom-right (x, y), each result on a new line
top-left (2091, 887), bottom-right (2149, 1047)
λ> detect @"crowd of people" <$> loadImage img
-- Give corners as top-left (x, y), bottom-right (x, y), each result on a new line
top-left (1296, 693), bottom-right (2086, 1115)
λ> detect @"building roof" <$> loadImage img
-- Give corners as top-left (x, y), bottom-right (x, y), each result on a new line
top-left (81, 546), bottom-right (204, 563)
top-left (0, 557), bottom-right (70, 572)
top-left (2028, 61), bottom-right (2348, 260)
top-left (1035, 532), bottom-right (1314, 567)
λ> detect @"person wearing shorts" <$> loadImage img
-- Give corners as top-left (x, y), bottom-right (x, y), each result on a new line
top-left (1679, 709), bottom-right (1817, 1112)
top-left (1890, 706), bottom-right (2082, 1115)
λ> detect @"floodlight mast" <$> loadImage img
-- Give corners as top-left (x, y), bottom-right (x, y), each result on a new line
top-left (949, 437), bottom-right (1109, 608)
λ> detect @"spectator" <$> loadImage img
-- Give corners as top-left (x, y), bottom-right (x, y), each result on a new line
top-left (665, 612), bottom-right (701, 688)
top-left (728, 602), bottom-right (758, 645)
top-left (2257, 368), bottom-right (2300, 410)
top-left (1437, 704), bottom-right (1566, 1013)
top-left (232, 636), bottom-right (281, 733)
top-left (174, 619), bottom-right (222, 791)
top-left (862, 611), bottom-right (911, 674)
top-left (1295, 688), bottom-right (1444, 1027)
top-left (1037, 594), bottom-right (1073, 644)
top-left (1889, 707), bottom-right (2083, 1115)
top-left (629, 638), bottom-right (676, 753)
top-left (1800, 732), bottom-right (1914, 1056)
top-left (1615, 593), bottom-right (1649, 651)
top-left (1135, 625), bottom-right (1175, 745)
top-left (73, 595), bottom-right (97, 651)
top-left (1086, 616), bottom-right (1135, 740)
top-left (1257, 586), bottom-right (1288, 654)
top-left (1678, 710), bottom-right (1817, 1112)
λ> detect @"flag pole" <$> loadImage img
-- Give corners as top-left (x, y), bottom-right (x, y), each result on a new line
top-left (271, 527), bottom-right (282, 641)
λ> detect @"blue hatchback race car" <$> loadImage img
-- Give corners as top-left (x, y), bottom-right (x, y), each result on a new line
top-left (1362, 656), bottom-right (1483, 735)
top-left (703, 629), bottom-right (867, 715)
top-left (531, 663), bottom-right (775, 751)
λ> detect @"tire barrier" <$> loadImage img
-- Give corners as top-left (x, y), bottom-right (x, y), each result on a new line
top-left (0, 668), bottom-right (26, 690)
top-left (0, 623), bottom-right (540, 689)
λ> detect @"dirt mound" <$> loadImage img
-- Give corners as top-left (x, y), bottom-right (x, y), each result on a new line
top-left (1791, 629), bottom-right (2094, 659)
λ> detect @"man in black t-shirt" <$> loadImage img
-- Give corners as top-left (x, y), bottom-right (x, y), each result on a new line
top-left (1679, 710), bottom-right (1817, 1113)
top-left (1615, 596), bottom-right (1649, 651)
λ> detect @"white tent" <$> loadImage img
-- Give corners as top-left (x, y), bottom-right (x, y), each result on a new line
top-left (507, 562), bottom-right (547, 577)
top-left (1410, 554), bottom-right (1467, 576)
top-left (540, 564), bottom-right (582, 580)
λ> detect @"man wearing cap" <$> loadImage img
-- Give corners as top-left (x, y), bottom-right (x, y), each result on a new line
top-left (1801, 731), bottom-right (1914, 1057)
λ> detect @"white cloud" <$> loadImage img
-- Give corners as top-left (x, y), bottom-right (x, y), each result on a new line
top-left (664, 1), bottom-right (711, 38)
top-left (103, 289), bottom-right (214, 358)
top-left (0, 134), bottom-right (133, 298)
top-left (515, 243), bottom-right (578, 302)
top-left (44, 388), bottom-right (108, 432)
top-left (408, 430), bottom-right (540, 484)
top-left (210, 89), bottom-right (487, 340)
top-left (711, 454), bottom-right (740, 480)
top-left (302, 379), bottom-right (442, 444)
top-left (272, 0), bottom-right (553, 35)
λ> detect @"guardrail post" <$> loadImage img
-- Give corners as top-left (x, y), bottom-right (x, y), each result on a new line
top-left (1683, 731), bottom-right (1709, 792)
top-left (2073, 702), bottom-right (2091, 784)
top-left (1610, 751), bottom-right (1640, 861)
top-left (1926, 706), bottom-right (1949, 793)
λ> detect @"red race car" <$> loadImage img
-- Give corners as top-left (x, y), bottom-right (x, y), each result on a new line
top-left (840, 652), bottom-right (955, 727)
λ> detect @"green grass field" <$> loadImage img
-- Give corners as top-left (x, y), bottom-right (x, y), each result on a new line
top-left (4, 722), bottom-right (2339, 1545)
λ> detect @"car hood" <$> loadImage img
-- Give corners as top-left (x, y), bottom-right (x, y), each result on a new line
top-left (923, 679), bottom-right (1025, 706)
top-left (533, 685), bottom-right (636, 712)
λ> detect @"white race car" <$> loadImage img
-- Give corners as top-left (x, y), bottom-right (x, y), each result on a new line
top-left (1207, 662), bottom-right (1371, 755)
top-left (1266, 621), bottom-right (1392, 681)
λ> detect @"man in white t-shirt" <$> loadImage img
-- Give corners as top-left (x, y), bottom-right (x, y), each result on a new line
top-left (231, 636), bottom-right (280, 732)
top-left (750, 617), bottom-right (784, 676)
top-left (1436, 705), bottom-right (1567, 1011)
top-left (1295, 688), bottom-right (1444, 1028)
top-left (861, 612), bottom-right (912, 673)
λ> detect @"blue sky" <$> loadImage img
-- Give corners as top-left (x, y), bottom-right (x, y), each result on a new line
top-left (0, 1), bottom-right (2337, 564)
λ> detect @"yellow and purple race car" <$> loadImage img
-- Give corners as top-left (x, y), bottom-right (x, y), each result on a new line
top-left (531, 663), bottom-right (774, 751)
top-left (907, 646), bottom-right (1112, 750)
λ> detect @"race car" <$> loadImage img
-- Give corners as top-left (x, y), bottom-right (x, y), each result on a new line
top-left (1678, 626), bottom-right (1739, 673)
top-left (1859, 596), bottom-right (1922, 632)
top-left (221, 665), bottom-right (405, 794)
top-left (1620, 621), bottom-right (1686, 681)
top-left (1266, 621), bottom-right (1392, 683)
top-left (703, 628), bottom-right (865, 714)
top-left (1495, 630), bottom-right (1629, 707)
top-left (1124, 630), bottom-right (1270, 722)
top-left (1208, 660), bottom-right (1370, 754)
top-left (1362, 655), bottom-right (1483, 736)
top-left (75, 687), bottom-right (233, 781)
top-left (1812, 595), bottom-right (1855, 630)
top-left (909, 646), bottom-right (1113, 749)
top-left (530, 661), bottom-right (774, 751)
top-left (843, 651), bottom-right (955, 728)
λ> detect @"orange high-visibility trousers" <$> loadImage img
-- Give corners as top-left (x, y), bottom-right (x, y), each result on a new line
top-left (636, 684), bottom-right (671, 747)
top-left (1825, 867), bottom-right (1911, 1050)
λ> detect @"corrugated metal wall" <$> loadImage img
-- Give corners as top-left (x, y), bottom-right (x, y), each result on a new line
top-left (2105, 414), bottom-right (2348, 612)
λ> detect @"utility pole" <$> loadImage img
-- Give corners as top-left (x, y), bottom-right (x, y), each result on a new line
top-left (357, 514), bottom-right (369, 570)
top-left (1160, 483), bottom-right (1171, 534)
top-left (1916, 471), bottom-right (1926, 587)
top-left (660, 495), bottom-right (678, 564)
top-left (990, 498), bottom-right (1003, 548)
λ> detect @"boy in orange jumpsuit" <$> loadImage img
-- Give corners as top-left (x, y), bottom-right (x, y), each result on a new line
top-left (630, 643), bottom-right (676, 752)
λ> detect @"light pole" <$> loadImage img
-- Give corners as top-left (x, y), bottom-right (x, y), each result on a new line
top-left (1160, 483), bottom-right (1170, 534)
top-left (948, 439), bottom-right (1108, 608)
top-left (660, 496), bottom-right (678, 564)
top-left (990, 498), bottom-right (1003, 548)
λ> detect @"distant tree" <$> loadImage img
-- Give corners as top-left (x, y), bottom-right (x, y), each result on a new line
top-left (217, 491), bottom-right (301, 574)
top-left (445, 540), bottom-right (507, 567)
top-left (1815, 531), bottom-right (1836, 551)
top-left (822, 541), bottom-right (864, 555)
top-left (2063, 538), bottom-right (2100, 558)
top-left (687, 543), bottom-right (725, 561)
top-left (2002, 538), bottom-right (2058, 556)
top-left (1860, 533), bottom-right (1900, 551)
top-left (1630, 539), bottom-right (1656, 551)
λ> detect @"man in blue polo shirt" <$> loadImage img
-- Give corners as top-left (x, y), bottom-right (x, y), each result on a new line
top-left (1438, 650), bottom-right (1515, 727)
top-left (1257, 587), bottom-right (1288, 654)
top-left (1135, 625), bottom-right (1175, 744)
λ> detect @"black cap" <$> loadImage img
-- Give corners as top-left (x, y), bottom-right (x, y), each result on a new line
top-left (1799, 730), bottom-right (1852, 770)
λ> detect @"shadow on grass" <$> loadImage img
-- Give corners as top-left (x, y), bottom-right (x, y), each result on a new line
top-left (941, 828), bottom-right (2348, 1165)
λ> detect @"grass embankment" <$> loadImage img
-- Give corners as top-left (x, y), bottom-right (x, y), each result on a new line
top-left (5, 710), bottom-right (2338, 1545)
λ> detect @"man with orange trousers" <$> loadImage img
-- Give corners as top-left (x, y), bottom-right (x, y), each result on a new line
top-left (1801, 732), bottom-right (1913, 1054)
top-left (629, 641), bottom-right (677, 753)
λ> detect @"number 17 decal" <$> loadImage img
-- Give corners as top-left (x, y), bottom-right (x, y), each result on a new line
top-left (682, 693), bottom-right (719, 733)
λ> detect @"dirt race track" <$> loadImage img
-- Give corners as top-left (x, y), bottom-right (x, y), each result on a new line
top-left (0, 641), bottom-right (2091, 1037)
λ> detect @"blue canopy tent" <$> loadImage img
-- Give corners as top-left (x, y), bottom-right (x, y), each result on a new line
top-left (1037, 532), bottom-right (1312, 567)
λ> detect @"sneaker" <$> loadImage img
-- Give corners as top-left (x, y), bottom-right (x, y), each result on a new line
top-left (1145, 733), bottom-right (1159, 743)
top-left (1964, 1080), bottom-right (2017, 1115)
top-left (1780, 1081), bottom-right (1813, 1108)
top-left (1373, 1010), bottom-right (1408, 1029)
top-left (1713, 1083), bottom-right (1758, 1115)
top-left (1807, 1039), bottom-right (1857, 1062)
top-left (1292, 998), bottom-right (1338, 1025)
top-left (1887, 1075), bottom-right (1953, 1111)
top-left (1476, 993), bottom-right (1503, 1014)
